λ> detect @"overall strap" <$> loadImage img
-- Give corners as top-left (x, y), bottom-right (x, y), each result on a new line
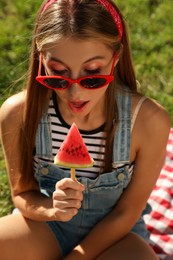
top-left (35, 113), bottom-right (53, 158)
top-left (131, 96), bottom-right (147, 132)
top-left (112, 92), bottom-right (132, 167)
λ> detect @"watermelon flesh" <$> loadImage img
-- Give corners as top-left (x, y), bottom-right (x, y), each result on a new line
top-left (54, 123), bottom-right (94, 168)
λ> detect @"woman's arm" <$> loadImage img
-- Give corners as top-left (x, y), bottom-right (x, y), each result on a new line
top-left (64, 98), bottom-right (171, 260)
top-left (0, 92), bottom-right (84, 222)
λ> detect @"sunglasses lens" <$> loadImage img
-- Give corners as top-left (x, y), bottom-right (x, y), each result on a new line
top-left (43, 78), bottom-right (69, 89)
top-left (80, 78), bottom-right (107, 89)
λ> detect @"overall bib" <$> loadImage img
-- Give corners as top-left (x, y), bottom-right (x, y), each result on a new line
top-left (34, 92), bottom-right (150, 256)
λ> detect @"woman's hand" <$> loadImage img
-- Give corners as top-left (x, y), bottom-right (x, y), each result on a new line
top-left (52, 178), bottom-right (85, 222)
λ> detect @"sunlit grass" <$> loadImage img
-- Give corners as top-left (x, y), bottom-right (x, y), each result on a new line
top-left (0, 146), bottom-right (13, 217)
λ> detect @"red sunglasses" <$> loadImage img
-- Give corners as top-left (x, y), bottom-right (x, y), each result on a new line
top-left (36, 53), bottom-right (117, 90)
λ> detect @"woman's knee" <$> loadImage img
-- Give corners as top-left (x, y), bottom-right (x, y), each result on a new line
top-left (0, 214), bottom-right (61, 260)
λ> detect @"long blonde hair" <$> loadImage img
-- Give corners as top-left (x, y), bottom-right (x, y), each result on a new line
top-left (18, 0), bottom-right (137, 188)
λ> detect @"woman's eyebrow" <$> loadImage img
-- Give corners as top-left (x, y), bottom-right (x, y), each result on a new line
top-left (48, 57), bottom-right (70, 69)
top-left (83, 55), bottom-right (105, 63)
top-left (49, 55), bottom-right (105, 65)
top-left (48, 57), bottom-right (65, 64)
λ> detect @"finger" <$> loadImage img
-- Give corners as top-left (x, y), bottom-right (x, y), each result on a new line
top-left (53, 189), bottom-right (83, 201)
top-left (53, 199), bottom-right (82, 210)
top-left (54, 208), bottom-right (78, 222)
top-left (56, 178), bottom-right (85, 191)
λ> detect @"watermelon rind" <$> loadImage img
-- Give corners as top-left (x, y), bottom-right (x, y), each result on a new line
top-left (54, 157), bottom-right (94, 168)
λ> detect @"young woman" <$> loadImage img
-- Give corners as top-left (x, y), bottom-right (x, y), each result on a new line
top-left (0, 0), bottom-right (170, 259)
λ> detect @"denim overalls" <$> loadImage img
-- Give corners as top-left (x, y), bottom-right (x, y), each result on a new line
top-left (34, 92), bottom-right (150, 256)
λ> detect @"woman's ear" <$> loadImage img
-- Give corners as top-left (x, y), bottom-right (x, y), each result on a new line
top-left (115, 43), bottom-right (124, 66)
top-left (114, 44), bottom-right (123, 67)
top-left (118, 43), bottom-right (124, 58)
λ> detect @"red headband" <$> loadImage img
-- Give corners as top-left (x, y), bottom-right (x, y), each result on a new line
top-left (41, 0), bottom-right (123, 40)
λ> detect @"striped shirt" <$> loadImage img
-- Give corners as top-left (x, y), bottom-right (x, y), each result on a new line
top-left (34, 96), bottom-right (106, 178)
top-left (34, 95), bottom-right (134, 178)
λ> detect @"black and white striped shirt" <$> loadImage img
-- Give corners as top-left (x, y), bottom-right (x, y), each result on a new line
top-left (34, 96), bottom-right (106, 178)
top-left (34, 94), bottom-right (135, 178)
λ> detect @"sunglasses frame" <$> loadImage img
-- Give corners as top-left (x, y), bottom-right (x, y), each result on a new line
top-left (36, 53), bottom-right (117, 90)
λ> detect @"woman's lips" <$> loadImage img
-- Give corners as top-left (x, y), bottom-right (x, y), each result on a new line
top-left (68, 101), bottom-right (89, 112)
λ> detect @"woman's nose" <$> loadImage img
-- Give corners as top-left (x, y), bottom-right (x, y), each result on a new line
top-left (69, 82), bottom-right (82, 96)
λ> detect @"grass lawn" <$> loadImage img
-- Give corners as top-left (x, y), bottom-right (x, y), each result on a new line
top-left (0, 146), bottom-right (13, 217)
top-left (0, 0), bottom-right (173, 217)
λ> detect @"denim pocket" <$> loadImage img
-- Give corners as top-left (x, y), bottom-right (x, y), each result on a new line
top-left (35, 162), bottom-right (69, 197)
top-left (84, 168), bottom-right (131, 210)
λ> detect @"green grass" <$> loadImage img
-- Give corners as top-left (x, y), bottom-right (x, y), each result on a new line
top-left (0, 146), bottom-right (13, 216)
top-left (0, 0), bottom-right (173, 217)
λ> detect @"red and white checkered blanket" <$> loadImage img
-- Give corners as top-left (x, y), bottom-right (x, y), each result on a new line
top-left (144, 129), bottom-right (173, 260)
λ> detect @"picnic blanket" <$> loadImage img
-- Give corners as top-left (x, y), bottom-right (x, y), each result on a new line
top-left (144, 129), bottom-right (173, 260)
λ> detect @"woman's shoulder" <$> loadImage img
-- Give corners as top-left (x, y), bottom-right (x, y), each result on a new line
top-left (134, 94), bottom-right (170, 122)
top-left (132, 94), bottom-right (171, 139)
top-left (1, 91), bottom-right (26, 109)
top-left (0, 91), bottom-right (26, 127)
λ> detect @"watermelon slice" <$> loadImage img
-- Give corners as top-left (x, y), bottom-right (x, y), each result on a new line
top-left (54, 123), bottom-right (94, 179)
